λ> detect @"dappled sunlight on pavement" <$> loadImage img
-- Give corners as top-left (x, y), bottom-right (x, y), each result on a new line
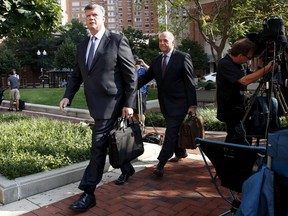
top-left (21, 132), bottom-right (231, 216)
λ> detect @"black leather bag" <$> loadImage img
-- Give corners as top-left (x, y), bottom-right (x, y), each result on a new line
top-left (178, 113), bottom-right (205, 149)
top-left (108, 118), bottom-right (144, 168)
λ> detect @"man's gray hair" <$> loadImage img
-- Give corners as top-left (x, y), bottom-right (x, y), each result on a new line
top-left (159, 31), bottom-right (175, 41)
top-left (84, 4), bottom-right (105, 16)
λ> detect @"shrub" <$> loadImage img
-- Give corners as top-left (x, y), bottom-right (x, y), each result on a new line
top-left (0, 113), bottom-right (91, 179)
top-left (197, 107), bottom-right (226, 131)
top-left (145, 106), bottom-right (226, 131)
top-left (145, 106), bottom-right (288, 131)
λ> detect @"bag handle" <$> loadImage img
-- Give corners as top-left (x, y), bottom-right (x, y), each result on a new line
top-left (188, 111), bottom-right (197, 118)
top-left (116, 117), bottom-right (135, 130)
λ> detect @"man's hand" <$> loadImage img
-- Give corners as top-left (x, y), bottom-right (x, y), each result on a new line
top-left (59, 98), bottom-right (70, 112)
top-left (122, 107), bottom-right (134, 118)
top-left (188, 106), bottom-right (197, 115)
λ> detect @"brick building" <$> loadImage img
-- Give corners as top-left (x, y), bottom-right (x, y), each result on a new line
top-left (62, 0), bottom-right (158, 35)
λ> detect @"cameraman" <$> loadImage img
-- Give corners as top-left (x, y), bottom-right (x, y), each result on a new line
top-left (216, 38), bottom-right (275, 145)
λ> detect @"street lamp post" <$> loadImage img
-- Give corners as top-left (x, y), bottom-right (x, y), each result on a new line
top-left (37, 50), bottom-right (47, 88)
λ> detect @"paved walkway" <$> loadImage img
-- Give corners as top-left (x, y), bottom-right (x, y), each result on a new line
top-left (17, 133), bottom-right (228, 216)
top-left (0, 107), bottom-right (231, 216)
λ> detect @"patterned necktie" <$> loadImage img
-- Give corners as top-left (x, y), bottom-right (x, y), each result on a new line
top-left (87, 36), bottom-right (96, 70)
top-left (162, 55), bottom-right (167, 77)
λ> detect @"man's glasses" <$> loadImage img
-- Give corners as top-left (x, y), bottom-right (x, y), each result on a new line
top-left (243, 54), bottom-right (253, 60)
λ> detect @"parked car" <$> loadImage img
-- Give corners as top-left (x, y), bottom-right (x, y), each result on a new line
top-left (199, 73), bottom-right (217, 90)
top-left (202, 72), bottom-right (217, 82)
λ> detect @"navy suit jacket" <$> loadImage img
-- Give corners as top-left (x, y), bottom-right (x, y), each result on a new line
top-left (63, 30), bottom-right (137, 120)
top-left (138, 49), bottom-right (197, 117)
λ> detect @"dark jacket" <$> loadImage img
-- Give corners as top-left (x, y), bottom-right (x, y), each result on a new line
top-left (138, 49), bottom-right (197, 117)
top-left (63, 30), bottom-right (137, 119)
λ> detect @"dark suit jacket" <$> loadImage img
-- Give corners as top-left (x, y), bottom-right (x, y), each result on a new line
top-left (138, 49), bottom-right (197, 117)
top-left (63, 30), bottom-right (137, 119)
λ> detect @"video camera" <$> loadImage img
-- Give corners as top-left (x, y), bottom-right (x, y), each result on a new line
top-left (247, 16), bottom-right (287, 63)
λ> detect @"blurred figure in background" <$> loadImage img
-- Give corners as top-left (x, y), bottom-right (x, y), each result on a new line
top-left (7, 69), bottom-right (20, 111)
top-left (134, 57), bottom-right (149, 127)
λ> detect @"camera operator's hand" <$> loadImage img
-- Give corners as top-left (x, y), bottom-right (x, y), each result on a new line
top-left (264, 61), bottom-right (277, 74)
top-left (240, 60), bottom-right (278, 86)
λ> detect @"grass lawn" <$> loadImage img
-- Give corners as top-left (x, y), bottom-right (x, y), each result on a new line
top-left (3, 87), bottom-right (158, 109)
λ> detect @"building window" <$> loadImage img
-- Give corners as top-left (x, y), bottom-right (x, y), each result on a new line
top-left (72, 14), bottom-right (80, 18)
top-left (72, 2), bottom-right (80, 6)
top-left (72, 8), bottom-right (80, 12)
top-left (108, 23), bottom-right (116, 28)
top-left (135, 17), bottom-right (142, 22)
top-left (81, 2), bottom-right (89, 6)
top-left (107, 6), bottom-right (115, 10)
top-left (108, 12), bottom-right (115, 16)
top-left (108, 0), bottom-right (115, 4)
top-left (108, 18), bottom-right (116, 22)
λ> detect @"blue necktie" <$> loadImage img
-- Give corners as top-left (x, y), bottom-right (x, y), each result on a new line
top-left (162, 55), bottom-right (167, 77)
top-left (87, 36), bottom-right (96, 70)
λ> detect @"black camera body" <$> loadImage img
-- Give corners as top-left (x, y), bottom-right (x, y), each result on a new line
top-left (247, 17), bottom-right (287, 61)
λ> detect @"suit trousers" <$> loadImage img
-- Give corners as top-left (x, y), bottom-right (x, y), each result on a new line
top-left (78, 118), bottom-right (134, 193)
top-left (225, 119), bottom-right (252, 145)
top-left (157, 115), bottom-right (186, 165)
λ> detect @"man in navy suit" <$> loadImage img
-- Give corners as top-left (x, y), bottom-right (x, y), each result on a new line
top-left (59, 4), bottom-right (137, 212)
top-left (138, 31), bottom-right (198, 177)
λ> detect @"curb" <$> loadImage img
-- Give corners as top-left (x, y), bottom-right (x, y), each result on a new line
top-left (0, 143), bottom-right (161, 205)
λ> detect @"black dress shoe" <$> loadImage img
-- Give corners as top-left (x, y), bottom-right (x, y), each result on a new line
top-left (69, 192), bottom-right (96, 212)
top-left (168, 152), bottom-right (188, 162)
top-left (115, 170), bottom-right (135, 185)
top-left (153, 164), bottom-right (164, 177)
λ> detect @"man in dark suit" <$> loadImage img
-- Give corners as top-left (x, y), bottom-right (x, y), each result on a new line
top-left (138, 31), bottom-right (198, 177)
top-left (59, 4), bottom-right (137, 212)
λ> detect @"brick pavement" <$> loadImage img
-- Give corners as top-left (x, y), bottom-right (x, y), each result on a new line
top-left (1, 108), bottom-right (232, 215)
top-left (21, 158), bottom-right (230, 216)
top-left (20, 132), bottom-right (230, 216)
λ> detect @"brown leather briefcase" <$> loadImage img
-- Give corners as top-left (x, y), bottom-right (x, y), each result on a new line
top-left (178, 113), bottom-right (205, 149)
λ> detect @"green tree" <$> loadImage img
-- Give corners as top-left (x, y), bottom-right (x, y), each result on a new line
top-left (53, 20), bottom-right (88, 70)
top-left (62, 19), bottom-right (88, 45)
top-left (139, 36), bottom-right (160, 65)
top-left (121, 27), bottom-right (149, 58)
top-left (154, 0), bottom-right (288, 65)
top-left (0, 46), bottom-right (20, 76)
top-left (0, 0), bottom-right (62, 39)
top-left (178, 38), bottom-right (209, 71)
top-left (54, 38), bottom-right (76, 70)
top-left (121, 27), bottom-right (159, 64)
